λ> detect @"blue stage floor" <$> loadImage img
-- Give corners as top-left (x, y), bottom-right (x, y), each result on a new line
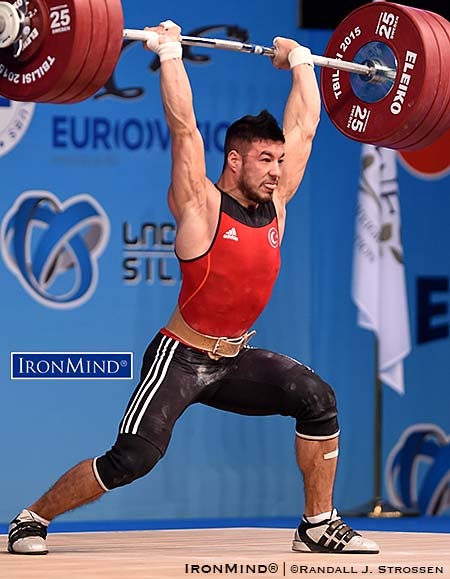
top-left (1, 516), bottom-right (449, 535)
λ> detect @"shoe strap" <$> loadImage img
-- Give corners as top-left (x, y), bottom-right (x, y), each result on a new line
top-left (10, 520), bottom-right (47, 542)
top-left (318, 519), bottom-right (360, 551)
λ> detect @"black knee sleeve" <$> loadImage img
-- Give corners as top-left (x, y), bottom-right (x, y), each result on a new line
top-left (94, 433), bottom-right (162, 490)
top-left (294, 373), bottom-right (339, 440)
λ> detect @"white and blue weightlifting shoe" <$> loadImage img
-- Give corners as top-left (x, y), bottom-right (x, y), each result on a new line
top-left (292, 508), bottom-right (379, 554)
top-left (8, 509), bottom-right (48, 555)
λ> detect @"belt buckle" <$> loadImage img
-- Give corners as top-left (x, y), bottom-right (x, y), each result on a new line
top-left (212, 333), bottom-right (251, 358)
top-left (212, 337), bottom-right (231, 357)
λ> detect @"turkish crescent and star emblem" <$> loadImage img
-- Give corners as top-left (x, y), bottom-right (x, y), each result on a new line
top-left (268, 227), bottom-right (279, 248)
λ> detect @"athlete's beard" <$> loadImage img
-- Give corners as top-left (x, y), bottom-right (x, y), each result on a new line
top-left (238, 174), bottom-right (273, 205)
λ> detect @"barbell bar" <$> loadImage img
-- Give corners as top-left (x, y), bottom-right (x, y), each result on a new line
top-left (0, 2), bottom-right (395, 79)
top-left (0, 1), bottom-right (394, 80)
top-left (0, 0), bottom-right (449, 151)
top-left (123, 28), bottom-right (394, 80)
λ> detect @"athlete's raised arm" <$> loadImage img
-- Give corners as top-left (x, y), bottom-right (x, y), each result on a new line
top-left (144, 22), bottom-right (210, 222)
top-left (272, 37), bottom-right (321, 206)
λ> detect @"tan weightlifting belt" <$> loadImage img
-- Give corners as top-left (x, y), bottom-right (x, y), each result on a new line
top-left (165, 306), bottom-right (256, 359)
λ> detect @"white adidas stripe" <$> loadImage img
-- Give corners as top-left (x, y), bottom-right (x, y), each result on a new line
top-left (120, 336), bottom-right (178, 434)
top-left (131, 340), bottom-right (179, 434)
top-left (120, 335), bottom-right (171, 433)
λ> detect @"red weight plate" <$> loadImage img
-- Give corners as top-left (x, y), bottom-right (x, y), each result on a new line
top-left (425, 12), bottom-right (450, 138)
top-left (49, 0), bottom-right (109, 103)
top-left (398, 128), bottom-right (450, 177)
top-left (61, 0), bottom-right (124, 103)
top-left (32, 0), bottom-right (93, 102)
top-left (395, 10), bottom-right (450, 150)
top-left (320, 1), bottom-right (440, 148)
top-left (383, 8), bottom-right (448, 150)
top-left (0, 0), bottom-right (92, 102)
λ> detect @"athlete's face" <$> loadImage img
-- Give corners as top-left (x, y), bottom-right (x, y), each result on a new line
top-left (237, 140), bottom-right (285, 205)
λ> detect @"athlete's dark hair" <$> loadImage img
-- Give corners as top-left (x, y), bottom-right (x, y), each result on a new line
top-left (222, 110), bottom-right (285, 169)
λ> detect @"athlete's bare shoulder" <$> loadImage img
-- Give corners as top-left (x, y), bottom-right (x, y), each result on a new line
top-left (172, 179), bottom-right (221, 260)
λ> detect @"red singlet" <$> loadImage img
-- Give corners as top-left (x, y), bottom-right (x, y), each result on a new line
top-left (177, 189), bottom-right (281, 337)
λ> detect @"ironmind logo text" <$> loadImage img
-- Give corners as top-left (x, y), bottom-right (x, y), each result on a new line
top-left (11, 352), bottom-right (133, 380)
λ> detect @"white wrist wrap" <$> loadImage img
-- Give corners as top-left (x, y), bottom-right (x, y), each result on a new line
top-left (288, 46), bottom-right (314, 69)
top-left (159, 41), bottom-right (182, 62)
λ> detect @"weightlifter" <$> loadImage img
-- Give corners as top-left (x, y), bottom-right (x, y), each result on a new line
top-left (8, 21), bottom-right (379, 555)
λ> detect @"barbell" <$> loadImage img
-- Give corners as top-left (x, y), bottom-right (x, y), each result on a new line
top-left (0, 0), bottom-right (448, 151)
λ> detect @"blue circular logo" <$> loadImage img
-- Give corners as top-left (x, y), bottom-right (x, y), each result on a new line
top-left (1, 190), bottom-right (110, 308)
top-left (386, 423), bottom-right (450, 515)
top-left (0, 98), bottom-right (35, 157)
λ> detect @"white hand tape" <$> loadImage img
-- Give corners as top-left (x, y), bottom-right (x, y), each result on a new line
top-left (160, 19), bottom-right (177, 30)
top-left (145, 30), bottom-right (159, 52)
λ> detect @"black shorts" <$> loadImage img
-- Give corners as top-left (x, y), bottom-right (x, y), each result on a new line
top-left (118, 333), bottom-right (339, 454)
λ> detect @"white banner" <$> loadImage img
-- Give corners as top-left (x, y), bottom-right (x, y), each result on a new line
top-left (352, 144), bottom-right (411, 394)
